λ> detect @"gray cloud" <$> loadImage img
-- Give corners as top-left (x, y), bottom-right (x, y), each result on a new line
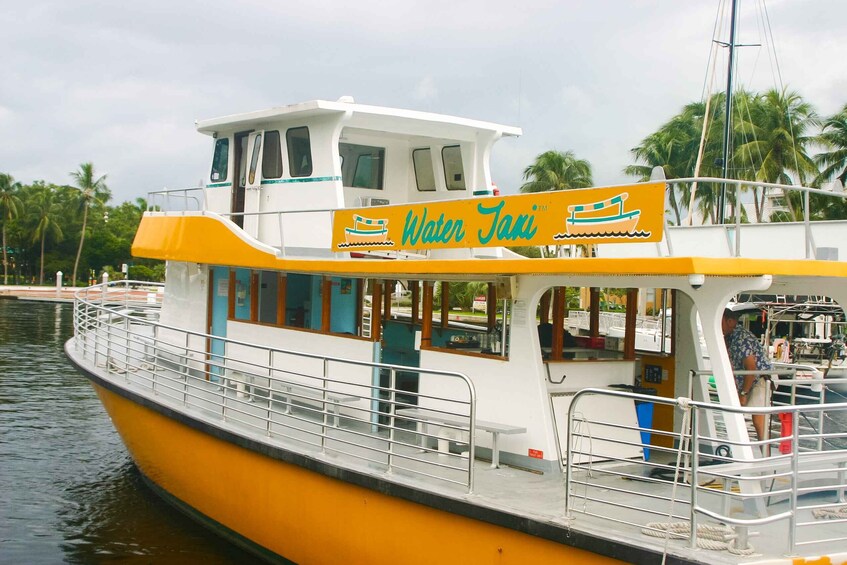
top-left (1, 0), bottom-right (844, 203)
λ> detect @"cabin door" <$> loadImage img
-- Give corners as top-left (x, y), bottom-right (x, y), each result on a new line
top-left (207, 267), bottom-right (229, 381)
top-left (231, 131), bottom-right (251, 229)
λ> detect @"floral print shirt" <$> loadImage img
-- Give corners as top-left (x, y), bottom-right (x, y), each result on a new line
top-left (726, 325), bottom-right (771, 391)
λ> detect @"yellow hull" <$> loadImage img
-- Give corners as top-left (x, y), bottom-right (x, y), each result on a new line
top-left (92, 382), bottom-right (622, 564)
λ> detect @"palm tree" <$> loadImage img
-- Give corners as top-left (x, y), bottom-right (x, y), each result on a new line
top-left (69, 163), bottom-right (110, 286)
top-left (520, 150), bottom-right (592, 193)
top-left (734, 88), bottom-right (819, 221)
top-left (0, 174), bottom-right (23, 285)
top-left (815, 104), bottom-right (847, 186)
top-left (29, 185), bottom-right (64, 285)
top-left (625, 103), bottom-right (708, 225)
top-left (624, 95), bottom-right (733, 225)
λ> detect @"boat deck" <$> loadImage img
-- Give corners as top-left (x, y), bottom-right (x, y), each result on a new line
top-left (66, 318), bottom-right (847, 564)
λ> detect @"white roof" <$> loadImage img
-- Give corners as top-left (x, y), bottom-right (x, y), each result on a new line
top-left (195, 98), bottom-right (522, 142)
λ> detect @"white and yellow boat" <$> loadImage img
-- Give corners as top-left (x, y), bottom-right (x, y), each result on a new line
top-left (66, 98), bottom-right (847, 564)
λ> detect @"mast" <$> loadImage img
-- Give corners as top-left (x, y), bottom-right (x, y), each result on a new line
top-left (717, 0), bottom-right (739, 224)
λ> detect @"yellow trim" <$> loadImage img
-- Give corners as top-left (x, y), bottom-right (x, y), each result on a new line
top-left (93, 383), bottom-right (622, 564)
top-left (132, 214), bottom-right (847, 279)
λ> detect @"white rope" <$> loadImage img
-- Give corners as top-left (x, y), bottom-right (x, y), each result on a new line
top-left (647, 396), bottom-right (756, 559)
top-left (813, 507), bottom-right (847, 520)
top-left (641, 522), bottom-right (756, 555)
top-left (655, 398), bottom-right (693, 564)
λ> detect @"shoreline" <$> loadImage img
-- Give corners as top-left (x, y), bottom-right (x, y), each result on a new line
top-left (0, 285), bottom-right (77, 303)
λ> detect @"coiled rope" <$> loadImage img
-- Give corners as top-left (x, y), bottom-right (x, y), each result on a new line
top-left (641, 522), bottom-right (755, 555)
top-left (813, 507), bottom-right (847, 520)
top-left (644, 397), bottom-right (756, 559)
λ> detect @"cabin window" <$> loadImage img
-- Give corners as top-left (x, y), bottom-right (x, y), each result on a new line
top-left (257, 270), bottom-right (279, 324)
top-left (247, 133), bottom-right (262, 185)
top-left (537, 286), bottom-right (673, 361)
top-left (420, 280), bottom-right (509, 359)
top-left (442, 145), bottom-right (466, 191)
top-left (287, 127), bottom-right (313, 177)
top-left (413, 148), bottom-right (436, 191)
top-left (210, 138), bottom-right (229, 182)
top-left (262, 130), bottom-right (283, 179)
top-left (340, 143), bottom-right (384, 190)
top-left (328, 277), bottom-right (359, 334)
top-left (284, 273), bottom-right (321, 329)
top-left (231, 268), bottom-right (253, 321)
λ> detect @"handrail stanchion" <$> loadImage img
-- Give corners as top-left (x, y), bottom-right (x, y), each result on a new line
top-left (387, 367), bottom-right (396, 473)
top-left (321, 358), bottom-right (328, 452)
top-left (804, 189), bottom-right (812, 259)
top-left (788, 408), bottom-right (799, 554)
top-left (689, 407), bottom-right (700, 549)
top-left (734, 181), bottom-right (741, 257)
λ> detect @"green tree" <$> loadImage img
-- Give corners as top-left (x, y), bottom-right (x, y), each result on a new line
top-left (624, 102), bottom-right (709, 225)
top-left (815, 104), bottom-right (847, 188)
top-left (0, 174), bottom-right (23, 284)
top-left (28, 184), bottom-right (65, 284)
top-left (520, 150), bottom-right (592, 193)
top-left (734, 88), bottom-right (819, 221)
top-left (69, 163), bottom-right (110, 286)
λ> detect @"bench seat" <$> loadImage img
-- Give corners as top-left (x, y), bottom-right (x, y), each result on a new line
top-left (396, 407), bottom-right (526, 468)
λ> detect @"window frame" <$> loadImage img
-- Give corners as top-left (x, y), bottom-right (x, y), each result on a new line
top-left (441, 145), bottom-right (466, 191)
top-left (210, 138), bottom-right (230, 182)
top-left (286, 127), bottom-right (313, 178)
top-left (262, 130), bottom-right (283, 179)
top-left (413, 148), bottom-right (436, 192)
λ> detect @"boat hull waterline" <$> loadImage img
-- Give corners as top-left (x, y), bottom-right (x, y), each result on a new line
top-left (77, 364), bottom-right (625, 564)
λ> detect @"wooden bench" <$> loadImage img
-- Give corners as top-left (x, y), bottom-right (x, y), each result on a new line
top-left (395, 407), bottom-right (526, 469)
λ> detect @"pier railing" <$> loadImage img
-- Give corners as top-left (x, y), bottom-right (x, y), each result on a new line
top-left (71, 281), bottom-right (478, 493)
top-left (565, 381), bottom-right (847, 556)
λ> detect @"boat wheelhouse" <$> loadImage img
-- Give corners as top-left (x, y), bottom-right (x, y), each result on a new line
top-left (67, 98), bottom-right (847, 564)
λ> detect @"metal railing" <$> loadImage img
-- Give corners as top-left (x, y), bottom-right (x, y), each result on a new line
top-left (72, 281), bottom-right (478, 493)
top-left (665, 177), bottom-right (847, 259)
top-left (565, 384), bottom-right (847, 555)
top-left (145, 177), bottom-right (847, 261)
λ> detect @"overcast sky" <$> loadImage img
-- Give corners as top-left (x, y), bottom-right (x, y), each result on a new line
top-left (2, 0), bottom-right (845, 204)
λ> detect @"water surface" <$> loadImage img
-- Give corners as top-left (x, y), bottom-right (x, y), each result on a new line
top-left (0, 300), bottom-right (258, 564)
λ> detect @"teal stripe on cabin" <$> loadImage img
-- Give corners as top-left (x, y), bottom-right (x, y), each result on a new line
top-left (260, 176), bottom-right (342, 185)
top-left (207, 182), bottom-right (232, 188)
top-left (473, 189), bottom-right (493, 196)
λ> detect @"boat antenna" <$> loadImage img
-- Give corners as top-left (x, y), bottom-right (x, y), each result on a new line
top-left (717, 0), bottom-right (739, 224)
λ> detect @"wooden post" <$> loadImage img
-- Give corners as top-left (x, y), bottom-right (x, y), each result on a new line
top-left (250, 271), bottom-right (259, 322)
top-left (589, 287), bottom-right (600, 338)
top-left (421, 281), bottom-right (433, 348)
top-left (411, 281), bottom-right (420, 325)
top-left (277, 273), bottom-right (286, 326)
top-left (539, 289), bottom-right (552, 326)
top-left (440, 282), bottom-right (449, 328)
top-left (355, 277), bottom-right (364, 335)
top-left (371, 280), bottom-right (383, 342)
top-left (227, 269), bottom-right (236, 319)
top-left (487, 283), bottom-right (497, 331)
top-left (551, 287), bottom-right (566, 361)
top-left (624, 288), bottom-right (638, 360)
top-left (384, 279), bottom-right (392, 320)
top-left (321, 276), bottom-right (332, 333)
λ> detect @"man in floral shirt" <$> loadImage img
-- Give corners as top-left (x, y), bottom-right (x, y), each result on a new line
top-left (722, 307), bottom-right (771, 440)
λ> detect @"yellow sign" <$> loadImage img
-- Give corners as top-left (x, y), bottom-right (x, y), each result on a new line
top-left (331, 183), bottom-right (665, 251)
